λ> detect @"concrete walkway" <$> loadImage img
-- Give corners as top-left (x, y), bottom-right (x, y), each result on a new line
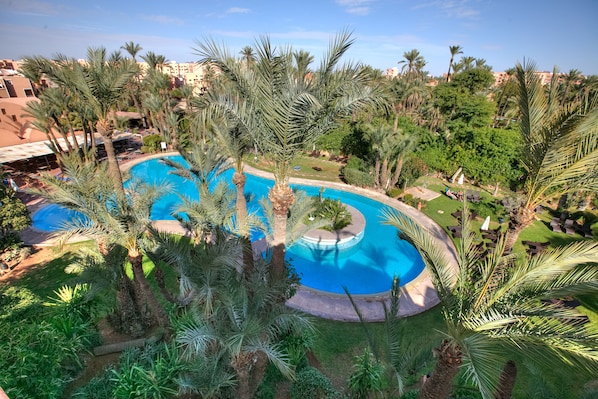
top-left (21, 154), bottom-right (459, 321)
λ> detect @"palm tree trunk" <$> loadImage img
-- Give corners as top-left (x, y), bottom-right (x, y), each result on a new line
top-left (380, 158), bottom-right (389, 190)
top-left (494, 360), bottom-right (517, 399)
top-left (374, 155), bottom-right (381, 187)
top-left (128, 253), bottom-right (172, 340)
top-left (268, 184), bottom-right (295, 281)
top-left (234, 170), bottom-right (255, 275)
top-left (504, 206), bottom-right (536, 254)
top-left (418, 339), bottom-right (462, 399)
top-left (96, 119), bottom-right (125, 197)
top-left (113, 276), bottom-right (145, 337)
top-left (390, 156), bottom-right (404, 188)
top-left (233, 171), bottom-right (249, 236)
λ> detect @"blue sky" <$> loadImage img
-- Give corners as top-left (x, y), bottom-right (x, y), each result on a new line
top-left (1, 0), bottom-right (597, 76)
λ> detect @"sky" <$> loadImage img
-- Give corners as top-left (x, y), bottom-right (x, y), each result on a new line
top-left (1, 0), bottom-right (597, 77)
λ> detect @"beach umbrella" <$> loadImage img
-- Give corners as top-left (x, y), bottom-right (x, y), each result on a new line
top-left (481, 216), bottom-right (490, 231)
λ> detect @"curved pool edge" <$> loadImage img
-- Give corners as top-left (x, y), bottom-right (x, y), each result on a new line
top-left (23, 154), bottom-right (457, 320)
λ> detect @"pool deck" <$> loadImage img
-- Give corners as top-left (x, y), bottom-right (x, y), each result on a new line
top-left (20, 152), bottom-right (458, 322)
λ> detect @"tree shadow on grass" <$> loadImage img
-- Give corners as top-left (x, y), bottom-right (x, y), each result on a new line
top-left (2, 249), bottom-right (84, 298)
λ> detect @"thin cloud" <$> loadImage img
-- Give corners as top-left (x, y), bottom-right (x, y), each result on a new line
top-left (413, 0), bottom-right (480, 19)
top-left (140, 14), bottom-right (184, 26)
top-left (0, 0), bottom-right (66, 16)
top-left (336, 0), bottom-right (374, 16)
top-left (226, 7), bottom-right (251, 14)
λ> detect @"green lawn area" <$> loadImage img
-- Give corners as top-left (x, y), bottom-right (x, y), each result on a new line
top-left (244, 153), bottom-right (345, 183)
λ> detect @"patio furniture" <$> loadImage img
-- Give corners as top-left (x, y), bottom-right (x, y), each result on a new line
top-left (563, 219), bottom-right (577, 235)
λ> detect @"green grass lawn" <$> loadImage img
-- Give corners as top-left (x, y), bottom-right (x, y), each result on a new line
top-left (244, 153), bottom-right (345, 183)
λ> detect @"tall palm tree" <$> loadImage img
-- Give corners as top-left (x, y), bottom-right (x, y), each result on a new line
top-left (398, 49), bottom-right (425, 82)
top-left (121, 41), bottom-right (143, 61)
top-left (559, 68), bottom-right (583, 106)
top-left (504, 60), bottom-right (598, 252)
top-left (383, 205), bottom-right (598, 399)
top-left (446, 45), bottom-right (463, 82)
top-left (32, 156), bottom-right (172, 337)
top-left (239, 45), bottom-right (255, 66)
top-left (293, 49), bottom-right (314, 81)
top-left (142, 51), bottom-right (167, 72)
top-left (194, 31), bottom-right (384, 280)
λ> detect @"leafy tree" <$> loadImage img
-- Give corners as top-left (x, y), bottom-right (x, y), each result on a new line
top-left (0, 175), bottom-right (31, 239)
top-left (383, 204), bottom-right (598, 399)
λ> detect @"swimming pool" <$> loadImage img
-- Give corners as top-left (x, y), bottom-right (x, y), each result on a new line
top-left (32, 156), bottom-right (425, 295)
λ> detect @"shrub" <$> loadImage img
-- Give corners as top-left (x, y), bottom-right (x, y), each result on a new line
top-left (290, 367), bottom-right (340, 399)
top-left (400, 194), bottom-right (427, 210)
top-left (142, 134), bottom-right (163, 153)
top-left (342, 167), bottom-right (375, 188)
top-left (0, 287), bottom-right (96, 399)
top-left (110, 343), bottom-right (185, 399)
top-left (387, 187), bottom-right (403, 198)
top-left (348, 348), bottom-right (385, 399)
top-left (312, 198), bottom-right (352, 231)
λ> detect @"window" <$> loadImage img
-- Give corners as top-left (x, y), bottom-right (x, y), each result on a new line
top-left (24, 89), bottom-right (34, 97)
top-left (11, 115), bottom-right (17, 122)
top-left (1, 108), bottom-right (5, 115)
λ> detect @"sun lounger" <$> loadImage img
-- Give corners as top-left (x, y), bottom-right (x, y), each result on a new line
top-left (551, 223), bottom-right (563, 233)
top-left (563, 219), bottom-right (577, 235)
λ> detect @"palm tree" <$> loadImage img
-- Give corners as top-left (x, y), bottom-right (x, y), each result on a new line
top-left (194, 31), bottom-right (384, 280)
top-left (142, 51), bottom-right (167, 72)
top-left (383, 205), bottom-right (598, 399)
top-left (398, 49), bottom-right (425, 82)
top-left (152, 231), bottom-right (314, 399)
top-left (560, 68), bottom-right (583, 106)
top-left (32, 156), bottom-right (172, 337)
top-left (239, 45), bottom-right (255, 66)
top-left (453, 56), bottom-right (476, 73)
top-left (446, 45), bottom-right (463, 82)
top-left (345, 277), bottom-right (431, 397)
top-left (27, 48), bottom-right (138, 195)
top-left (492, 67), bottom-right (516, 128)
top-left (504, 60), bottom-right (598, 252)
top-left (293, 49), bottom-right (314, 81)
top-left (121, 41), bottom-right (143, 61)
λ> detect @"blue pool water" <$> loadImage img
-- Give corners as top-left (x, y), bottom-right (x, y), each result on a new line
top-left (32, 156), bottom-right (425, 295)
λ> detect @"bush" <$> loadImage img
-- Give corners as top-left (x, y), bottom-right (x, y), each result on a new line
top-left (400, 389), bottom-right (420, 399)
top-left (400, 194), bottom-right (427, 210)
top-left (290, 367), bottom-right (340, 399)
top-left (110, 343), bottom-right (185, 399)
top-left (342, 167), bottom-right (375, 188)
top-left (0, 287), bottom-right (96, 399)
top-left (312, 198), bottom-right (353, 231)
top-left (387, 187), bottom-right (403, 198)
top-left (142, 134), bottom-right (163, 153)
